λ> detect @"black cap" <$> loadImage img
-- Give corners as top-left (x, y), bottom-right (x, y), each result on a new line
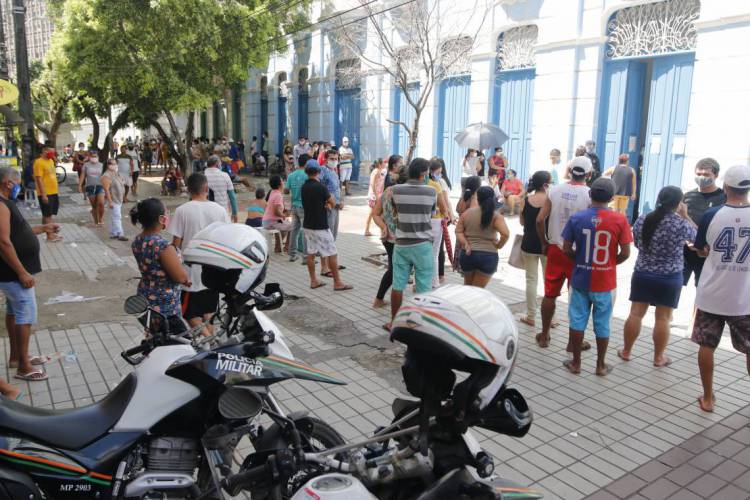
top-left (590, 178), bottom-right (615, 202)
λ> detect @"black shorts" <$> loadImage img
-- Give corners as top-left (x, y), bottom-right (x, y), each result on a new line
top-left (180, 289), bottom-right (219, 320)
top-left (132, 171), bottom-right (140, 183)
top-left (683, 247), bottom-right (705, 286)
top-left (39, 194), bottom-right (59, 217)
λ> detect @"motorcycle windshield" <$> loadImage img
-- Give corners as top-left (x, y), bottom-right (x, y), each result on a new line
top-left (253, 309), bottom-right (294, 359)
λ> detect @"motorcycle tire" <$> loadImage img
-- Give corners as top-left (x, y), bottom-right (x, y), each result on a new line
top-left (302, 417), bottom-right (345, 451)
top-left (284, 417), bottom-right (346, 499)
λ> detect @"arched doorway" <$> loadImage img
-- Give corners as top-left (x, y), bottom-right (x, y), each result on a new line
top-left (334, 59), bottom-right (361, 181)
top-left (298, 68), bottom-right (309, 139)
top-left (436, 37), bottom-right (472, 188)
top-left (277, 72), bottom-right (288, 155)
top-left (597, 0), bottom-right (699, 216)
top-left (259, 76), bottom-right (268, 154)
top-left (492, 25), bottom-right (537, 180)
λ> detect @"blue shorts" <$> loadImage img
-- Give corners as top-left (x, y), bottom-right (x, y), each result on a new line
top-left (568, 288), bottom-right (615, 338)
top-left (85, 185), bottom-right (104, 197)
top-left (0, 281), bottom-right (38, 325)
top-left (459, 250), bottom-right (498, 276)
top-left (392, 242), bottom-right (434, 293)
top-left (630, 270), bottom-right (683, 309)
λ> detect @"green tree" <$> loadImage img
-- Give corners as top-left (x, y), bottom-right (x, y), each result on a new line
top-left (53, 0), bottom-right (304, 168)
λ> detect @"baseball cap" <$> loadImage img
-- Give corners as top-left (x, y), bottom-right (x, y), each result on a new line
top-left (304, 159), bottom-right (321, 174)
top-left (569, 156), bottom-right (593, 176)
top-left (590, 177), bottom-right (615, 202)
top-left (723, 165), bottom-right (750, 189)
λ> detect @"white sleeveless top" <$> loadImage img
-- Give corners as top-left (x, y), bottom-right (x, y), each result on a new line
top-left (547, 182), bottom-right (590, 246)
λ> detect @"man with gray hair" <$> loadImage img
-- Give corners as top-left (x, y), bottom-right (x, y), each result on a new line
top-left (0, 167), bottom-right (60, 382)
top-left (204, 154), bottom-right (238, 222)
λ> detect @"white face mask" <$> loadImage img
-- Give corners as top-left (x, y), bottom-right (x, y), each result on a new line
top-left (327, 160), bottom-right (338, 168)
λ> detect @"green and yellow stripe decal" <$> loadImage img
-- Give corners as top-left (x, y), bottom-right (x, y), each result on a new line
top-left (264, 355), bottom-right (345, 385)
top-left (496, 486), bottom-right (544, 499)
top-left (0, 448), bottom-right (112, 486)
top-left (398, 306), bottom-right (496, 363)
top-left (195, 242), bottom-right (255, 269)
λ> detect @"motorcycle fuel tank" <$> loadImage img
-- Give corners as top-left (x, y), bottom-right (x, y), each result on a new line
top-left (290, 473), bottom-right (376, 500)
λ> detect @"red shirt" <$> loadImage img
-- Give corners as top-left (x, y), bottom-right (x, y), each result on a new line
top-left (503, 178), bottom-right (523, 196)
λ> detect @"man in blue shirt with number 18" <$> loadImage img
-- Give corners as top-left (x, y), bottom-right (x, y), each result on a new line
top-left (691, 164), bottom-right (750, 413)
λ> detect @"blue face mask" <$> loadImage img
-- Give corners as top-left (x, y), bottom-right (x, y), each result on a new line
top-left (434, 173), bottom-right (442, 181)
top-left (10, 183), bottom-right (20, 200)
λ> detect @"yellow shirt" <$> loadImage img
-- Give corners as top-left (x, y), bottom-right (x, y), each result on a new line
top-left (428, 179), bottom-right (444, 219)
top-left (33, 157), bottom-right (58, 196)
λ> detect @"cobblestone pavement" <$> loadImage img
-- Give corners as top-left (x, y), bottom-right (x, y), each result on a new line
top-left (2, 178), bottom-right (748, 499)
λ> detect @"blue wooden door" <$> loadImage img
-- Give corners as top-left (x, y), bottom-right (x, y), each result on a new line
top-left (335, 88), bottom-right (361, 181)
top-left (596, 60), bottom-right (646, 172)
top-left (260, 98), bottom-right (268, 151)
top-left (391, 83), bottom-right (420, 157)
top-left (640, 53), bottom-right (695, 213)
top-left (277, 96), bottom-right (287, 154)
top-left (437, 76), bottom-right (471, 188)
top-left (298, 91), bottom-right (308, 139)
top-left (492, 68), bottom-right (535, 180)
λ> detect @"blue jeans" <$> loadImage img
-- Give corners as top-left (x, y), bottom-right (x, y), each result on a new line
top-left (289, 206), bottom-right (305, 258)
top-left (0, 281), bottom-right (37, 325)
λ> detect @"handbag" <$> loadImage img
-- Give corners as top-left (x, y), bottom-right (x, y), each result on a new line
top-left (508, 234), bottom-right (524, 270)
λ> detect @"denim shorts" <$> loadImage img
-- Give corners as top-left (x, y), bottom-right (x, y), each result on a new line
top-left (569, 288), bottom-right (615, 338)
top-left (392, 242), bottom-right (434, 293)
top-left (85, 185), bottom-right (105, 197)
top-left (459, 250), bottom-right (498, 276)
top-left (0, 281), bottom-right (38, 325)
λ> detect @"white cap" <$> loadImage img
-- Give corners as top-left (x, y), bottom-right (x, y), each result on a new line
top-left (569, 155), bottom-right (593, 175)
top-left (723, 164), bottom-right (750, 189)
top-left (342, 136), bottom-right (349, 143)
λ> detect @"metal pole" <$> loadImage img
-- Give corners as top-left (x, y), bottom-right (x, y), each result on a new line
top-left (0, 1), bottom-right (9, 81)
top-left (12, 0), bottom-right (34, 167)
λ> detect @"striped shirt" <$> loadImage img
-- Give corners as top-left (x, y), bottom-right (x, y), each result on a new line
top-left (392, 180), bottom-right (436, 246)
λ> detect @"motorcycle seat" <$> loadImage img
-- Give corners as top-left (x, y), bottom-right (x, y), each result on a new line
top-left (0, 374), bottom-right (136, 450)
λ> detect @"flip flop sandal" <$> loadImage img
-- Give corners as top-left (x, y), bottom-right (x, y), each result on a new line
top-left (382, 323), bottom-right (391, 332)
top-left (596, 364), bottom-right (614, 376)
top-left (518, 316), bottom-right (535, 327)
top-left (310, 282), bottom-right (326, 289)
top-left (653, 357), bottom-right (672, 367)
top-left (320, 271), bottom-right (334, 278)
top-left (617, 349), bottom-right (631, 361)
top-left (14, 370), bottom-right (49, 382)
top-left (338, 265), bottom-right (346, 270)
top-left (698, 396), bottom-right (715, 413)
top-left (562, 359), bottom-right (580, 374)
top-left (334, 285), bottom-right (353, 291)
top-left (535, 333), bottom-right (550, 348)
top-left (29, 355), bottom-right (51, 366)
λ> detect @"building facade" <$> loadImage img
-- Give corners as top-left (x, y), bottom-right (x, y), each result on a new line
top-left (1, 0), bottom-right (54, 79)
top-left (198, 0), bottom-right (750, 211)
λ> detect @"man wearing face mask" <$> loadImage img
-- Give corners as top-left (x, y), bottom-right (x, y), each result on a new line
top-left (584, 140), bottom-right (601, 184)
top-left (0, 167), bottom-right (60, 382)
top-left (319, 149), bottom-right (344, 276)
top-left (683, 158), bottom-right (726, 286)
top-left (33, 144), bottom-right (62, 242)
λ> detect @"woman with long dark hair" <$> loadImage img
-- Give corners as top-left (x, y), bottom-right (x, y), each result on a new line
top-left (455, 186), bottom-right (510, 287)
top-left (430, 157), bottom-right (456, 282)
top-left (519, 170), bottom-right (551, 326)
top-left (371, 165), bottom-right (407, 308)
top-left (618, 186), bottom-right (696, 367)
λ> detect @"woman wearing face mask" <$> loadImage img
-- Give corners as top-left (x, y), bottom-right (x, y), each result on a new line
top-left (77, 151), bottom-right (105, 227)
top-left (101, 158), bottom-right (127, 241)
top-left (519, 171), bottom-right (552, 326)
top-left (428, 160), bottom-right (453, 286)
top-left (365, 158), bottom-right (386, 237)
top-left (130, 198), bottom-right (190, 333)
top-left (461, 149), bottom-right (478, 189)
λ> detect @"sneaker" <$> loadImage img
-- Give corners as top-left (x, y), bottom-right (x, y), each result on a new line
top-left (288, 254), bottom-right (299, 262)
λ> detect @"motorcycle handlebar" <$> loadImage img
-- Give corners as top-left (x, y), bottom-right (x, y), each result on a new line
top-left (222, 463), bottom-right (270, 496)
top-left (120, 342), bottom-right (148, 366)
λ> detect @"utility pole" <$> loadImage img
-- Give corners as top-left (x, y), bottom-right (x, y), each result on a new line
top-left (0, 0), bottom-right (11, 145)
top-left (12, 0), bottom-right (34, 168)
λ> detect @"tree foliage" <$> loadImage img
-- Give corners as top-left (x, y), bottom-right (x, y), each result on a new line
top-left (52, 0), bottom-right (305, 166)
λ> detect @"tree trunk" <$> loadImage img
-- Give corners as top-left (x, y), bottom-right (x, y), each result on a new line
top-left (163, 109), bottom-right (188, 174)
top-left (147, 116), bottom-right (178, 167)
top-left (100, 107), bottom-right (131, 162)
top-left (406, 114), bottom-right (420, 164)
top-left (184, 110), bottom-right (195, 174)
top-left (80, 102), bottom-right (100, 150)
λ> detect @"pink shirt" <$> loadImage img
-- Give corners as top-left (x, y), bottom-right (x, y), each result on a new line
top-left (262, 190), bottom-right (284, 222)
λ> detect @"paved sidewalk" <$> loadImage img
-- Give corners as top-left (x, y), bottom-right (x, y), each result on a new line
top-left (2, 182), bottom-right (748, 499)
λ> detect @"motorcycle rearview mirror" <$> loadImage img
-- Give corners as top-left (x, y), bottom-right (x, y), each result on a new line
top-left (218, 386), bottom-right (263, 420)
top-left (124, 295), bottom-right (149, 315)
top-left (257, 283), bottom-right (284, 311)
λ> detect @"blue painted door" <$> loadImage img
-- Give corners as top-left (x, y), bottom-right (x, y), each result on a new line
top-left (260, 98), bottom-right (268, 152)
top-left (298, 91), bottom-right (308, 139)
top-left (492, 68), bottom-right (535, 180)
top-left (391, 83), bottom-right (420, 157)
top-left (596, 60), bottom-right (646, 172)
top-left (437, 76), bottom-right (471, 188)
top-left (277, 96), bottom-right (287, 154)
top-left (334, 88), bottom-right (361, 181)
top-left (640, 53), bottom-right (695, 214)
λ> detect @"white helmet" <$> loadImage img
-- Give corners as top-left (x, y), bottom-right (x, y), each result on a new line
top-left (182, 222), bottom-right (268, 295)
top-left (391, 284), bottom-right (518, 411)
